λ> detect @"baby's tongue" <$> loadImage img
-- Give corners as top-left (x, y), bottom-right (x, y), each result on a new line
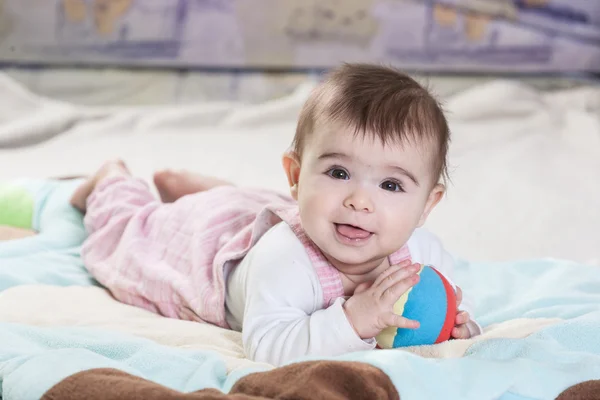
top-left (336, 224), bottom-right (370, 239)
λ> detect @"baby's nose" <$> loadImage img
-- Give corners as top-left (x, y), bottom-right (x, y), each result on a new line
top-left (343, 190), bottom-right (374, 212)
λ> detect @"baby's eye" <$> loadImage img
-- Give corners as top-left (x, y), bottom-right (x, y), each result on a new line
top-left (327, 168), bottom-right (349, 180)
top-left (380, 180), bottom-right (403, 192)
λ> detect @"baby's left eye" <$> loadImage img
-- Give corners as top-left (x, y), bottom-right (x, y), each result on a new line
top-left (380, 180), bottom-right (403, 192)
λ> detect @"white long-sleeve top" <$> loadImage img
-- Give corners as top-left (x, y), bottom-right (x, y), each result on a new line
top-left (224, 222), bottom-right (480, 366)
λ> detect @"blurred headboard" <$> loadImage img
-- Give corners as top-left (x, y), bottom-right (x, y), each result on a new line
top-left (0, 0), bottom-right (598, 73)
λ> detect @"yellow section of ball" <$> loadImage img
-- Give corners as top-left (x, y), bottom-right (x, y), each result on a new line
top-left (375, 264), bottom-right (424, 349)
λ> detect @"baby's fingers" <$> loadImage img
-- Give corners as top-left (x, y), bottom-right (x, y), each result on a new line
top-left (455, 311), bottom-right (470, 325)
top-left (452, 325), bottom-right (471, 339)
top-left (381, 312), bottom-right (420, 330)
top-left (376, 264), bottom-right (420, 295)
top-left (379, 271), bottom-right (420, 302)
top-left (373, 260), bottom-right (412, 287)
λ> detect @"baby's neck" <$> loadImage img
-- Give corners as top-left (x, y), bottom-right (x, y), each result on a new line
top-left (327, 256), bottom-right (390, 296)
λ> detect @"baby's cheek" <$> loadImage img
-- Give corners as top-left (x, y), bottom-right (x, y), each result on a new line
top-left (305, 184), bottom-right (342, 213)
top-left (379, 219), bottom-right (413, 252)
top-left (299, 195), bottom-right (331, 233)
top-left (377, 201), bottom-right (413, 230)
top-left (300, 193), bottom-right (326, 218)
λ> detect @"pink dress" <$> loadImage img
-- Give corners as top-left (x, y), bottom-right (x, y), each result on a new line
top-left (82, 176), bottom-right (411, 329)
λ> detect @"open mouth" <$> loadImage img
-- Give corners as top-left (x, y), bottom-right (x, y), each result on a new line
top-left (334, 223), bottom-right (373, 242)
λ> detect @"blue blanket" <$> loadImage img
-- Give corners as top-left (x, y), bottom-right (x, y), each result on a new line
top-left (1, 179), bottom-right (599, 399)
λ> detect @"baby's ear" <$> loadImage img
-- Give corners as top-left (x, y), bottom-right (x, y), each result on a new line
top-left (282, 151), bottom-right (301, 200)
top-left (417, 183), bottom-right (445, 227)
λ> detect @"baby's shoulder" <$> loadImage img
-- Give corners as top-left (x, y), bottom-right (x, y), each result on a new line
top-left (255, 221), bottom-right (306, 253)
top-left (246, 221), bottom-right (313, 272)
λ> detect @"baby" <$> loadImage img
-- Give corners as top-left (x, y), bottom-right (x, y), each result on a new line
top-left (71, 64), bottom-right (480, 366)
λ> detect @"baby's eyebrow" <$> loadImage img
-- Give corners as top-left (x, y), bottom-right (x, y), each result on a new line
top-left (317, 152), bottom-right (348, 161)
top-left (389, 165), bottom-right (419, 187)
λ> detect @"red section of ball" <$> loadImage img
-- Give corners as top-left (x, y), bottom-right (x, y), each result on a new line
top-left (433, 267), bottom-right (458, 344)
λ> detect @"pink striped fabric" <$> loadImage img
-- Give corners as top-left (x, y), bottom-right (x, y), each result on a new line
top-left (388, 244), bottom-right (412, 267)
top-left (273, 206), bottom-right (345, 307)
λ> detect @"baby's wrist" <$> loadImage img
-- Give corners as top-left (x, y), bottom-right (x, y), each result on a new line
top-left (342, 300), bottom-right (363, 338)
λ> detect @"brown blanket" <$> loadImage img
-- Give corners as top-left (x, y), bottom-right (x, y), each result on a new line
top-left (41, 360), bottom-right (399, 400)
top-left (39, 360), bottom-right (600, 400)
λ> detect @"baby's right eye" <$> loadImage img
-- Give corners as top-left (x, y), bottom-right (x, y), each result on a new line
top-left (327, 168), bottom-right (349, 180)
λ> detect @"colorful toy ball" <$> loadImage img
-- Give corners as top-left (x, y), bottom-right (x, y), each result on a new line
top-left (376, 264), bottom-right (457, 349)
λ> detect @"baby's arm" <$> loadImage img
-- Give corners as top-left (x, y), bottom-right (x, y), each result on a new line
top-left (407, 228), bottom-right (482, 337)
top-left (232, 225), bottom-right (376, 366)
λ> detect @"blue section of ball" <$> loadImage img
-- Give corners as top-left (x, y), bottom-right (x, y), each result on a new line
top-left (392, 265), bottom-right (448, 347)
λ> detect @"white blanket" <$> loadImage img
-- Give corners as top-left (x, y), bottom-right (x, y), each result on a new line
top-left (0, 285), bottom-right (268, 373)
top-left (0, 73), bottom-right (598, 264)
top-left (0, 284), bottom-right (563, 369)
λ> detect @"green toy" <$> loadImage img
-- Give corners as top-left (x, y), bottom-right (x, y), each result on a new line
top-left (0, 183), bottom-right (35, 229)
top-left (0, 178), bottom-right (87, 259)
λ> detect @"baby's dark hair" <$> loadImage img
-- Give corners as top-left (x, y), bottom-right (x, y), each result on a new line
top-left (292, 63), bottom-right (450, 184)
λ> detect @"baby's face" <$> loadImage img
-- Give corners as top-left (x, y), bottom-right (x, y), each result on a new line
top-left (293, 121), bottom-right (442, 275)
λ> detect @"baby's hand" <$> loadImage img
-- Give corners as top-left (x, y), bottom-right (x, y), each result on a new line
top-left (342, 260), bottom-right (421, 339)
top-left (452, 287), bottom-right (473, 339)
